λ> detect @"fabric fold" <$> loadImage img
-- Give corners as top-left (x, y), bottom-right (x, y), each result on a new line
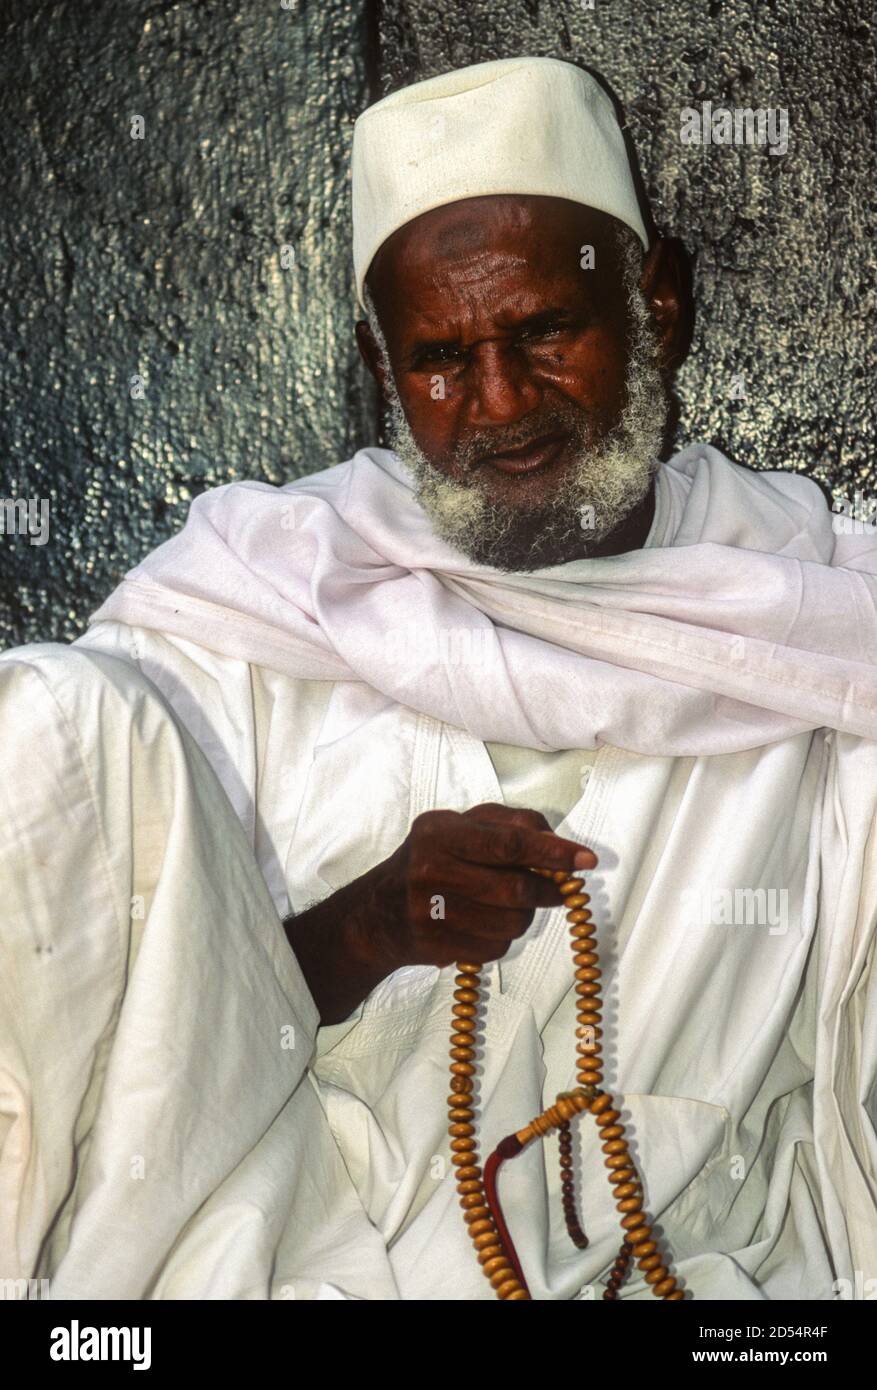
top-left (87, 442), bottom-right (877, 755)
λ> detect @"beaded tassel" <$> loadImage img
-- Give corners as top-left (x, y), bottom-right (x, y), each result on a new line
top-left (449, 867), bottom-right (687, 1301)
top-left (448, 965), bottom-right (529, 1299)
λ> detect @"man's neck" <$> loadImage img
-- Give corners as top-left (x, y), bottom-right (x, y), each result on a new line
top-left (541, 473), bottom-right (658, 567)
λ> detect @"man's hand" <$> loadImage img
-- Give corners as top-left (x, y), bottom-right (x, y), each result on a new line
top-left (362, 803), bottom-right (597, 970)
top-left (285, 803), bottom-right (597, 1025)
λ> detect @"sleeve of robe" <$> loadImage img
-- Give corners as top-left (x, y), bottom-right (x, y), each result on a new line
top-left (0, 642), bottom-right (397, 1300)
top-left (74, 619), bottom-right (369, 1058)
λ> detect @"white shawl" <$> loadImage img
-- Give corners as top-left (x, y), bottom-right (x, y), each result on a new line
top-left (88, 442), bottom-right (877, 756)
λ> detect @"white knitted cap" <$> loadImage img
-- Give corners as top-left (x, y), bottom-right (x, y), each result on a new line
top-left (351, 56), bottom-right (650, 308)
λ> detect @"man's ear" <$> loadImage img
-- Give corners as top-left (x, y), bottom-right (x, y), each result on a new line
top-left (638, 236), bottom-right (694, 374)
top-left (355, 318), bottom-right (388, 390)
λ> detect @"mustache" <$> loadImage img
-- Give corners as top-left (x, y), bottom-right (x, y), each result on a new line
top-left (454, 401), bottom-right (594, 472)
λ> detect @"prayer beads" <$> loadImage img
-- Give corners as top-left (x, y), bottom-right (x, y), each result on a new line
top-left (448, 867), bottom-right (688, 1301)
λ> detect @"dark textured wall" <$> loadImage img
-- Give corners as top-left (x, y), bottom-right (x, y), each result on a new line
top-left (2, 0), bottom-right (874, 647)
top-left (0, 0), bottom-right (374, 646)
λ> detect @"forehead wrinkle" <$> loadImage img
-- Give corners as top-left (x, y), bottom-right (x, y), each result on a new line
top-left (425, 252), bottom-right (533, 294)
top-left (426, 201), bottom-right (539, 257)
top-left (411, 257), bottom-right (606, 328)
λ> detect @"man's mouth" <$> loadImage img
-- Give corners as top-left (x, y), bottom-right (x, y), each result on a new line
top-left (480, 431), bottom-right (570, 476)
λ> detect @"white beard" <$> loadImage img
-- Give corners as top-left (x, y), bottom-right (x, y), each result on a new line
top-left (372, 281), bottom-right (670, 572)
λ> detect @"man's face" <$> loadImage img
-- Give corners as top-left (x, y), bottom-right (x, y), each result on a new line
top-left (361, 194), bottom-right (672, 571)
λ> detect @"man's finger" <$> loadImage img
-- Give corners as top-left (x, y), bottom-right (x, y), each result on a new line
top-left (430, 895), bottom-right (533, 940)
top-left (424, 860), bottom-right (566, 911)
top-left (447, 820), bottom-right (597, 873)
top-left (461, 803), bottom-right (554, 834)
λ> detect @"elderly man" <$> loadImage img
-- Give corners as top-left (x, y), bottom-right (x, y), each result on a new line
top-left (2, 56), bottom-right (877, 1303)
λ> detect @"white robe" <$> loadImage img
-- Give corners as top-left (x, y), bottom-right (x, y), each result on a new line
top-left (1, 619), bottom-right (874, 1300)
top-left (2, 444), bottom-right (877, 1299)
top-left (0, 643), bottom-right (395, 1300)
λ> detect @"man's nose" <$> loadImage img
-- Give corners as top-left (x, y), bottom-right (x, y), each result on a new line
top-left (464, 341), bottom-right (542, 428)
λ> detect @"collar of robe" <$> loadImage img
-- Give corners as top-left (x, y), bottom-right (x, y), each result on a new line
top-left (87, 442), bottom-right (877, 757)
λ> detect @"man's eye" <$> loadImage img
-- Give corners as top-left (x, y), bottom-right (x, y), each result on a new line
top-left (412, 345), bottom-right (463, 369)
top-left (412, 322), bottom-right (577, 368)
top-left (519, 322), bottom-right (568, 342)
